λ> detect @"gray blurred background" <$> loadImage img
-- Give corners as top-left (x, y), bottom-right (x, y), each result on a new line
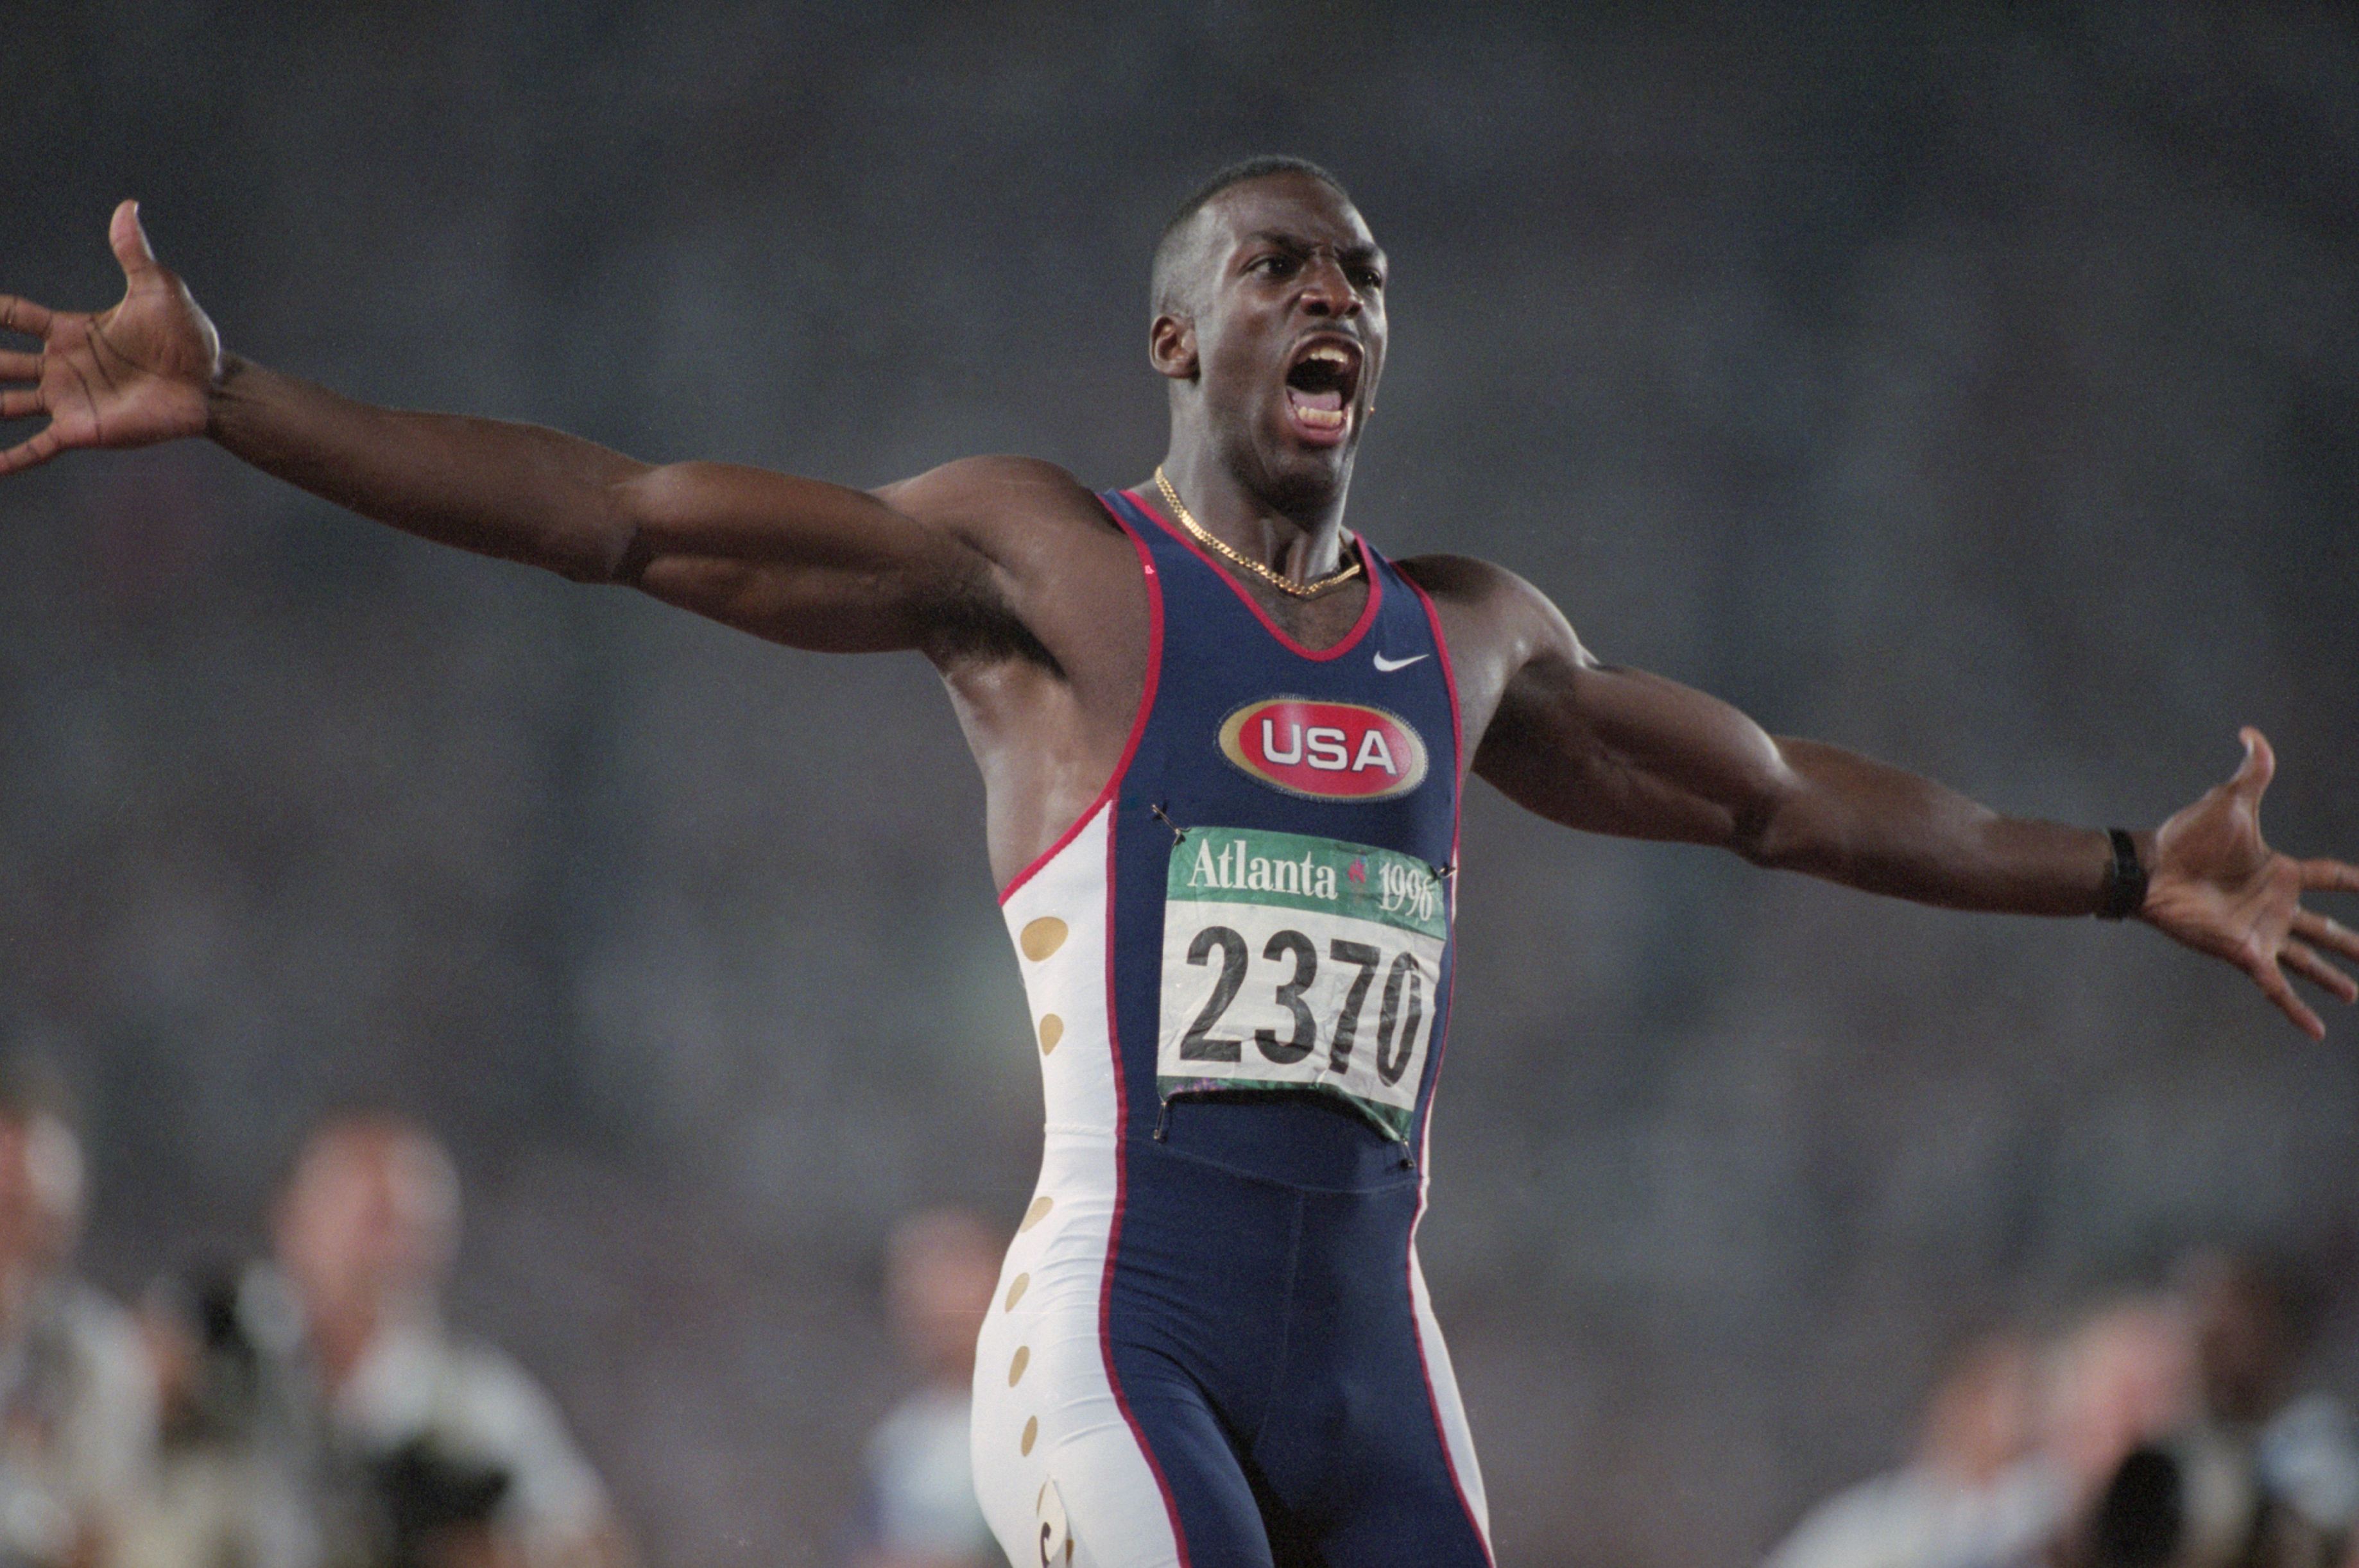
top-left (4, 1), bottom-right (2357, 1563)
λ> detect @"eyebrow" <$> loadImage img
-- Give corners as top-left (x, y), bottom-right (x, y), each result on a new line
top-left (1237, 230), bottom-right (1387, 268)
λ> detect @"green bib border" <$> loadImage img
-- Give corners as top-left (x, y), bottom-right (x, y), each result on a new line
top-left (1167, 825), bottom-right (1447, 939)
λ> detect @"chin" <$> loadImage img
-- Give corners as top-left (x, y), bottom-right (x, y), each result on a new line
top-left (1262, 445), bottom-right (1355, 512)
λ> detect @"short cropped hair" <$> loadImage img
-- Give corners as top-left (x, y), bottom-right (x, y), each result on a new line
top-left (1150, 156), bottom-right (1354, 317)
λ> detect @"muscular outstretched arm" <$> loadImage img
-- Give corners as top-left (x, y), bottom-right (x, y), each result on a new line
top-left (1448, 561), bottom-right (2359, 1037)
top-left (1, 202), bottom-right (1008, 657)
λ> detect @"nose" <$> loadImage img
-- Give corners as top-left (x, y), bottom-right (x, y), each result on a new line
top-left (1298, 251), bottom-right (1363, 318)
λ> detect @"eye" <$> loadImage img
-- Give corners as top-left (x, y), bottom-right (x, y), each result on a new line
top-left (1350, 266), bottom-right (1385, 291)
top-left (1254, 253), bottom-right (1299, 278)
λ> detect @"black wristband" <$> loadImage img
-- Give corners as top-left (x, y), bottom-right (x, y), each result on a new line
top-left (2097, 828), bottom-right (2147, 921)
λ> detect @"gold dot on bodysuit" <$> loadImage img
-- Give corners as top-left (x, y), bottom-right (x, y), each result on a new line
top-left (1009, 1345), bottom-right (1031, 1386)
top-left (1020, 917), bottom-right (1069, 961)
top-left (1018, 1195), bottom-right (1054, 1233)
top-left (1005, 1273), bottom-right (1031, 1311)
top-left (1021, 1416), bottom-right (1039, 1456)
top-left (1038, 1015), bottom-right (1063, 1055)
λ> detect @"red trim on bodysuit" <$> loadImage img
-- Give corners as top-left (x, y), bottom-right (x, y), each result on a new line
top-left (1122, 488), bottom-right (1382, 663)
top-left (1101, 775), bottom-right (1194, 1564)
top-left (1394, 556), bottom-right (1493, 1562)
top-left (997, 500), bottom-right (1167, 904)
top-left (1088, 505), bottom-right (1194, 1561)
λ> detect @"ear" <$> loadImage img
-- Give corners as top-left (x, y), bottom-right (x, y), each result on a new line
top-left (1149, 311), bottom-right (1197, 381)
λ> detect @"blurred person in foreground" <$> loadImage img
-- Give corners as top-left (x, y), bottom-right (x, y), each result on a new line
top-left (8, 161), bottom-right (2359, 1565)
top-left (1760, 1329), bottom-right (2059, 1568)
top-left (270, 1116), bottom-right (630, 1568)
top-left (843, 1209), bottom-right (1004, 1568)
top-left (2044, 1291), bottom-right (2206, 1562)
top-left (2079, 1252), bottom-right (2359, 1568)
top-left (1761, 1293), bottom-right (2204, 1568)
top-left (114, 1254), bottom-right (323, 1568)
top-left (0, 1060), bottom-right (159, 1568)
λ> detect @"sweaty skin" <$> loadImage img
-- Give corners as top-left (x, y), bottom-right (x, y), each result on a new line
top-left (4, 173), bottom-right (2358, 1035)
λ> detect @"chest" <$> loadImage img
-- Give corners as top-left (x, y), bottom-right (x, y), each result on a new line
top-left (1229, 579), bottom-right (1368, 649)
top-left (1125, 525), bottom-right (1454, 850)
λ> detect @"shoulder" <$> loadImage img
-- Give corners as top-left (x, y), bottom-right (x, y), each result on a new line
top-left (422, 1331), bottom-right (570, 1426)
top-left (1389, 552), bottom-right (1599, 756)
top-left (873, 456), bottom-right (1113, 541)
top-left (1394, 551), bottom-right (1583, 663)
top-left (1397, 551), bottom-right (1559, 618)
top-left (419, 1333), bottom-right (611, 1528)
top-left (1759, 1471), bottom-right (1936, 1568)
top-left (368, 1329), bottom-right (594, 1470)
top-left (878, 457), bottom-right (1151, 673)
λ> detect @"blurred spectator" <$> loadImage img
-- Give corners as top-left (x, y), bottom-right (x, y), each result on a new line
top-left (842, 1208), bottom-right (1002, 1568)
top-left (0, 1058), bottom-right (160, 1568)
top-left (1762, 1290), bottom-right (2210, 1568)
top-left (114, 1256), bottom-right (322, 1568)
top-left (270, 1115), bottom-right (631, 1568)
top-left (1760, 1327), bottom-right (2061, 1568)
top-left (2040, 1290), bottom-right (2204, 1531)
top-left (2082, 1251), bottom-right (2359, 1568)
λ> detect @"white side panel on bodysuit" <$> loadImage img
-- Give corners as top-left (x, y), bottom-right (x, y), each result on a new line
top-left (1409, 1237), bottom-right (1493, 1540)
top-left (974, 800), bottom-right (1181, 1568)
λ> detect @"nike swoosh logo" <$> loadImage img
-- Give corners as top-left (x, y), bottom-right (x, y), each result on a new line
top-left (1373, 652), bottom-right (1429, 672)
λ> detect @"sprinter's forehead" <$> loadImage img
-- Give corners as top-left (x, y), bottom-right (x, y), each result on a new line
top-left (1153, 170), bottom-right (1380, 316)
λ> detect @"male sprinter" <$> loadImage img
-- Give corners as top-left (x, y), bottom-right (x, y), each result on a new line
top-left (6, 159), bottom-right (2356, 1567)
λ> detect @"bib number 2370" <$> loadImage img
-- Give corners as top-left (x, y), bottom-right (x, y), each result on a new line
top-left (1157, 826), bottom-right (1447, 1141)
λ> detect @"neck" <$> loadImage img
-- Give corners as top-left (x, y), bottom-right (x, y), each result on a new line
top-left (1155, 441), bottom-right (1354, 580)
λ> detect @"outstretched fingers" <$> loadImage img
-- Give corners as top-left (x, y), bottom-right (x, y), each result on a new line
top-left (0, 294), bottom-right (55, 341)
top-left (2159, 729), bottom-right (2359, 1037)
top-left (2267, 887), bottom-right (2359, 1036)
top-left (2295, 903), bottom-right (2359, 961)
top-left (0, 342), bottom-right (47, 425)
top-left (0, 427), bottom-right (62, 477)
top-left (2282, 937), bottom-right (2358, 1002)
top-left (2300, 856), bottom-right (2359, 898)
top-left (1, 201), bottom-right (207, 472)
top-left (2250, 952), bottom-right (2328, 1041)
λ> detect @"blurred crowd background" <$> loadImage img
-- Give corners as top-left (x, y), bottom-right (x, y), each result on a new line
top-left (3, 2), bottom-right (2356, 1565)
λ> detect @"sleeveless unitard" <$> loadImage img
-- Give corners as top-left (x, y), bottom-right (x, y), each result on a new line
top-left (970, 490), bottom-right (1494, 1567)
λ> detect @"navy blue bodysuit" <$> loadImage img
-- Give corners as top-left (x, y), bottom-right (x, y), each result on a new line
top-left (970, 490), bottom-right (1493, 1567)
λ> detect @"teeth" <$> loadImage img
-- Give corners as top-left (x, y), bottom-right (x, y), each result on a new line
top-left (1298, 407), bottom-right (1346, 429)
top-left (1304, 345), bottom-right (1351, 366)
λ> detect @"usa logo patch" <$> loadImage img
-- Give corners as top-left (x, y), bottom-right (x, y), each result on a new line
top-left (1216, 698), bottom-right (1430, 801)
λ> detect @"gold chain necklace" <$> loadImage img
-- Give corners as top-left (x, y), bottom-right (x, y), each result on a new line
top-left (1154, 466), bottom-right (1363, 600)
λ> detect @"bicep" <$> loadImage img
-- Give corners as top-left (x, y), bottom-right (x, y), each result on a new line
top-left (1474, 646), bottom-right (1797, 849)
top-left (612, 459), bottom-right (1006, 654)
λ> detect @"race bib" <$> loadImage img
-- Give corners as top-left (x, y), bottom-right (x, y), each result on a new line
top-left (1158, 826), bottom-right (1448, 1141)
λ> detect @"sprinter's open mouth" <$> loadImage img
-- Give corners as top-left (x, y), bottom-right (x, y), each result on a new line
top-left (1283, 341), bottom-right (1360, 434)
